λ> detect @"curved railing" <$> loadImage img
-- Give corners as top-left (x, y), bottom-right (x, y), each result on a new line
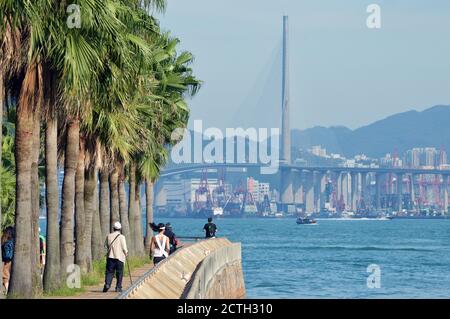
top-left (117, 237), bottom-right (245, 299)
top-left (182, 242), bottom-right (245, 299)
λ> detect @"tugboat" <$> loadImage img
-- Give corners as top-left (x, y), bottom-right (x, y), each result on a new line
top-left (296, 217), bottom-right (317, 224)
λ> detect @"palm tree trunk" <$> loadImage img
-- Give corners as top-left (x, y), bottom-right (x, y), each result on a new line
top-left (134, 181), bottom-right (145, 256)
top-left (118, 163), bottom-right (133, 255)
top-left (82, 167), bottom-right (96, 272)
top-left (43, 116), bottom-right (60, 292)
top-left (128, 162), bottom-right (137, 256)
top-left (99, 169), bottom-right (110, 239)
top-left (91, 178), bottom-right (103, 261)
top-left (9, 64), bottom-right (37, 298)
top-left (30, 104), bottom-right (42, 294)
top-left (60, 118), bottom-right (79, 281)
top-left (144, 180), bottom-right (154, 253)
top-left (75, 138), bottom-right (86, 273)
top-left (109, 167), bottom-right (120, 232)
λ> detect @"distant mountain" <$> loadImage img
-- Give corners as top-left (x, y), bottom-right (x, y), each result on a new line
top-left (293, 105), bottom-right (450, 158)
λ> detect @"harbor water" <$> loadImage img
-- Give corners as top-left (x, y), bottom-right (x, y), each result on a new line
top-left (39, 217), bottom-right (450, 298)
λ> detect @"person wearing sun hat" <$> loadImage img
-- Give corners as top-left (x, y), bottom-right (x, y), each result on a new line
top-left (103, 222), bottom-right (128, 293)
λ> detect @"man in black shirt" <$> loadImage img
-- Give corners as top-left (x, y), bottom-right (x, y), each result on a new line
top-left (203, 217), bottom-right (218, 238)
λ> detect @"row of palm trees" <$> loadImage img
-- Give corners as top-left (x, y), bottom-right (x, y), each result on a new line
top-left (0, 0), bottom-right (200, 298)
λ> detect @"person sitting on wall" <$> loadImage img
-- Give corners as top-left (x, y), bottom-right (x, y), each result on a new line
top-left (203, 217), bottom-right (218, 238)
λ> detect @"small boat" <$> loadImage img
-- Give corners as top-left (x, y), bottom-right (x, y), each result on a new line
top-left (213, 207), bottom-right (224, 216)
top-left (296, 217), bottom-right (317, 224)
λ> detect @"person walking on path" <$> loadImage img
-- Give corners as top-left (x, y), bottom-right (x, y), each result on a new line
top-left (164, 223), bottom-right (179, 255)
top-left (1, 227), bottom-right (15, 293)
top-left (150, 223), bottom-right (170, 265)
top-left (203, 217), bottom-right (218, 238)
top-left (103, 222), bottom-right (128, 293)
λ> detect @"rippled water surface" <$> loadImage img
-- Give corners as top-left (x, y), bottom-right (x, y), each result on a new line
top-left (40, 217), bottom-right (450, 298)
top-left (161, 218), bottom-right (450, 298)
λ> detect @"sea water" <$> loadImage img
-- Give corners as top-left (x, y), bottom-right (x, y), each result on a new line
top-left (39, 217), bottom-right (450, 298)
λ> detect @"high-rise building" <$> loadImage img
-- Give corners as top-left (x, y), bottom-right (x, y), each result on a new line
top-left (311, 145), bottom-right (327, 157)
top-left (259, 183), bottom-right (271, 202)
top-left (424, 147), bottom-right (436, 167)
top-left (404, 147), bottom-right (444, 168)
top-left (405, 148), bottom-right (421, 167)
top-left (163, 178), bottom-right (222, 211)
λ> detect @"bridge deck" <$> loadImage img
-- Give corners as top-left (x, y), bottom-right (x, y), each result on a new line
top-left (160, 163), bottom-right (450, 178)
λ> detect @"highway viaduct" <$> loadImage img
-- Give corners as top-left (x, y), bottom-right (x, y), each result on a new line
top-left (157, 163), bottom-right (450, 214)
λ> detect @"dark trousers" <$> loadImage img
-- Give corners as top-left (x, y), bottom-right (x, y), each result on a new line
top-left (104, 258), bottom-right (124, 289)
top-left (153, 256), bottom-right (166, 265)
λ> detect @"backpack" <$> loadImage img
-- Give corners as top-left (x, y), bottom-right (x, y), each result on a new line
top-left (2, 240), bottom-right (14, 262)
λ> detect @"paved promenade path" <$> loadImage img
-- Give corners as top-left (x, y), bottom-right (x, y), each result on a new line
top-left (59, 262), bottom-right (154, 299)
top-left (0, 263), bottom-right (151, 299)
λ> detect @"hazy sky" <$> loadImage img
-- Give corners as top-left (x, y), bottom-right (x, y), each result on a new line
top-left (157, 0), bottom-right (450, 131)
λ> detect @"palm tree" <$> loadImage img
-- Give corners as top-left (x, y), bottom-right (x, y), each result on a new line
top-left (0, 1), bottom-right (36, 297)
top-left (59, 116), bottom-right (80, 280)
top-left (75, 136), bottom-right (86, 273)
top-left (30, 84), bottom-right (42, 294)
top-left (55, 0), bottom-right (148, 283)
top-left (118, 162), bottom-right (132, 255)
top-left (137, 35), bottom-right (201, 248)
top-left (128, 162), bottom-right (137, 254)
top-left (43, 81), bottom-right (60, 291)
top-left (1, 0), bottom-right (202, 297)
top-left (1, 0), bottom-right (125, 296)
top-left (10, 61), bottom-right (39, 298)
top-left (82, 166), bottom-right (97, 271)
top-left (99, 168), bottom-right (110, 240)
top-left (91, 186), bottom-right (104, 261)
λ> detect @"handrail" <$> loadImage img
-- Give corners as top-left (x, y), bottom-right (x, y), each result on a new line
top-left (117, 238), bottom-right (234, 299)
top-left (177, 236), bottom-right (204, 242)
top-left (183, 242), bottom-right (243, 299)
top-left (116, 241), bottom-right (187, 299)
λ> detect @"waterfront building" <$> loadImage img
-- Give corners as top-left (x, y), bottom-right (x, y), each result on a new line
top-left (310, 145), bottom-right (327, 158)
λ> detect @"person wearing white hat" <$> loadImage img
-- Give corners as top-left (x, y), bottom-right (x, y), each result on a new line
top-left (103, 221), bottom-right (128, 293)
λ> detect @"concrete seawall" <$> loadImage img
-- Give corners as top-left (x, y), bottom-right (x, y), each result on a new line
top-left (118, 238), bottom-right (245, 299)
